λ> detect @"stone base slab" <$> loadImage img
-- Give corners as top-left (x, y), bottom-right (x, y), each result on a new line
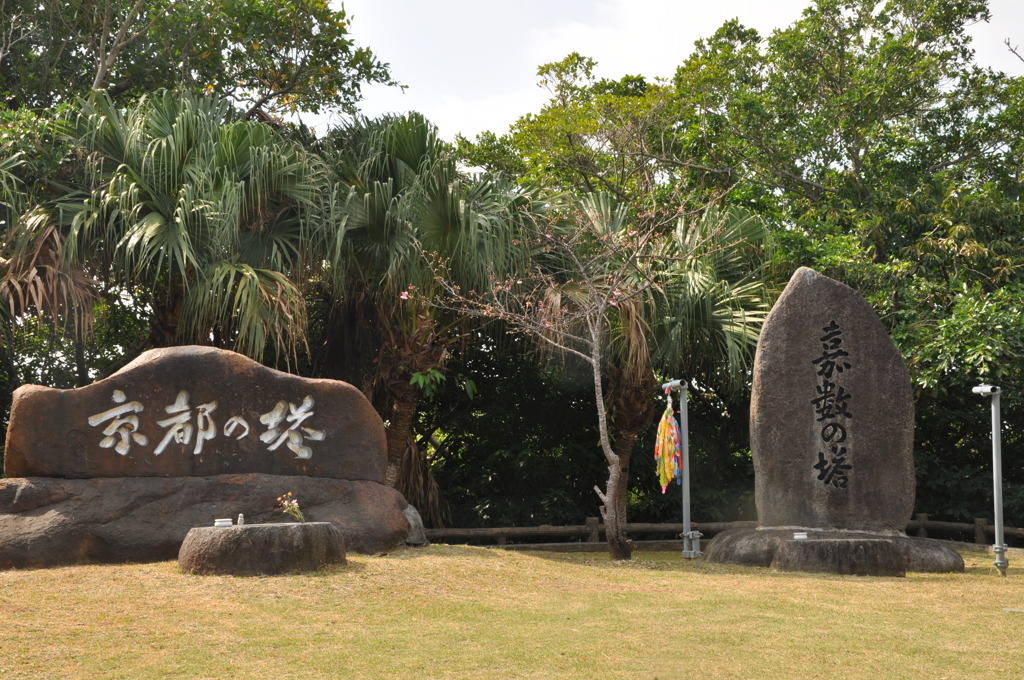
top-left (771, 538), bottom-right (905, 576)
top-left (703, 528), bottom-right (964, 574)
top-left (0, 473), bottom-right (410, 569)
top-left (178, 522), bottom-right (346, 576)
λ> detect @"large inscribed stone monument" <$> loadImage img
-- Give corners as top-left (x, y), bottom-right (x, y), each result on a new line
top-left (751, 267), bottom-right (915, 531)
top-left (703, 268), bottom-right (963, 574)
top-left (5, 346), bottom-right (384, 480)
top-left (0, 346), bottom-right (412, 569)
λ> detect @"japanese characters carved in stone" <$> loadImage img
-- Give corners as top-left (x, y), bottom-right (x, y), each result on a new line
top-left (750, 267), bottom-right (915, 532)
top-left (4, 346), bottom-right (386, 481)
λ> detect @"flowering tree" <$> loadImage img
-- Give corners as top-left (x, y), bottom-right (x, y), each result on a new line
top-left (434, 193), bottom-right (772, 559)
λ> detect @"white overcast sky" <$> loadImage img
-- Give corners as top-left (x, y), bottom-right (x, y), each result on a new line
top-left (307, 0), bottom-right (1024, 141)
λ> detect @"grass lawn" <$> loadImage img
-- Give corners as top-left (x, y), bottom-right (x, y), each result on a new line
top-left (1, 545), bottom-right (1022, 679)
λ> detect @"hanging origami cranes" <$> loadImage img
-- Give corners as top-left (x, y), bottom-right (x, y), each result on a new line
top-left (654, 387), bottom-right (682, 493)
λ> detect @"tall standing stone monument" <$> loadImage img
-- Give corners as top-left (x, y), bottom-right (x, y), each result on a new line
top-left (703, 268), bottom-right (963, 574)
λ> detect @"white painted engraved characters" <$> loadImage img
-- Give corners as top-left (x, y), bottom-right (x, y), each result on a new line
top-left (154, 391), bottom-right (217, 455)
top-left (87, 389), bottom-right (148, 455)
top-left (258, 395), bottom-right (325, 458)
top-left (811, 320), bottom-right (853, 488)
top-left (87, 389), bottom-right (326, 459)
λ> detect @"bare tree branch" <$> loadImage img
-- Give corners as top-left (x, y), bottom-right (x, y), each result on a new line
top-left (1006, 38), bottom-right (1024, 65)
top-left (91, 0), bottom-right (185, 91)
top-left (0, 3), bottom-right (30, 65)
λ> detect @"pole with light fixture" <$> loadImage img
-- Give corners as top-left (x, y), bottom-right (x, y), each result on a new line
top-left (972, 384), bottom-right (1008, 576)
top-left (661, 379), bottom-right (702, 558)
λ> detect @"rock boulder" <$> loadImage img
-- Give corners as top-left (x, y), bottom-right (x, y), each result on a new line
top-left (178, 523), bottom-right (346, 576)
top-left (750, 267), bottom-right (915, 531)
top-left (0, 473), bottom-right (409, 569)
top-left (702, 267), bottom-right (963, 574)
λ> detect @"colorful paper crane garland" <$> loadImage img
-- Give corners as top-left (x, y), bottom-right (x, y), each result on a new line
top-left (654, 387), bottom-right (682, 493)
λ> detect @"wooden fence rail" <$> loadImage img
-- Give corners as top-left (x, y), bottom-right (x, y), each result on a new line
top-left (424, 515), bottom-right (1023, 548)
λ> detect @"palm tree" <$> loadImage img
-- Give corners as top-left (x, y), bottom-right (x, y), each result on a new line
top-left (494, 194), bottom-right (773, 559)
top-left (316, 113), bottom-right (537, 519)
top-left (68, 89), bottom-right (337, 364)
top-left (605, 204), bottom-right (773, 558)
top-left (0, 112), bottom-right (95, 391)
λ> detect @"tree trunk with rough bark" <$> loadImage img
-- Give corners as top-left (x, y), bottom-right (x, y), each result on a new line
top-left (378, 318), bottom-right (447, 503)
top-left (601, 366), bottom-right (658, 560)
top-left (602, 443), bottom-right (634, 560)
top-left (383, 382), bottom-right (419, 487)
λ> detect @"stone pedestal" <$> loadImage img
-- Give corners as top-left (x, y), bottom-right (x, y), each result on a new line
top-left (178, 522), bottom-right (346, 576)
top-left (703, 528), bottom-right (965, 574)
top-left (771, 538), bottom-right (905, 576)
top-left (0, 473), bottom-right (409, 569)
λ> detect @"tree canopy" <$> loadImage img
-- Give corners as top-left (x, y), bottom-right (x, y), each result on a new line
top-left (1, 0), bottom-right (1023, 549)
top-left (0, 0), bottom-right (395, 118)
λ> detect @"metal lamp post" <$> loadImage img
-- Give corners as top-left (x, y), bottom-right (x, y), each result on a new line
top-left (973, 384), bottom-right (1009, 577)
top-left (661, 379), bottom-right (702, 558)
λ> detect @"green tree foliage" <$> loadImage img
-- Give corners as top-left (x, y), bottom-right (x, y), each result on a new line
top-left (435, 191), bottom-right (772, 558)
top-left (458, 49), bottom-right (776, 555)
top-left (458, 0), bottom-right (1024, 532)
top-left (0, 0), bottom-right (395, 118)
top-left (672, 0), bottom-right (1024, 524)
top-left (68, 90), bottom-right (340, 363)
top-left (0, 107), bottom-right (76, 225)
top-left (422, 329), bottom-right (607, 528)
top-left (423, 328), bottom-right (758, 530)
top-left (312, 113), bottom-right (543, 521)
top-left (459, 53), bottom-right (685, 207)
top-left (0, 106), bottom-right (94, 392)
top-left (674, 0), bottom-right (1022, 250)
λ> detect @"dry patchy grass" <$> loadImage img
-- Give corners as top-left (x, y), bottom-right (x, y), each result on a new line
top-left (1, 546), bottom-right (1022, 679)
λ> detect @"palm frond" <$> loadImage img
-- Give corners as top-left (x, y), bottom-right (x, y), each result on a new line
top-left (0, 151), bottom-right (25, 219)
top-left (0, 208), bottom-right (95, 340)
top-left (181, 261), bottom-right (308, 366)
top-left (70, 89), bottom-right (326, 355)
top-left (654, 206), bottom-right (774, 388)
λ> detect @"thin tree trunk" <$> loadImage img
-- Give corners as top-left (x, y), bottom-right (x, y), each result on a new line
top-left (72, 305), bottom-right (89, 387)
top-left (582, 314), bottom-right (636, 559)
top-left (74, 334), bottom-right (88, 387)
top-left (603, 454), bottom-right (632, 560)
top-left (603, 358), bottom-right (659, 561)
top-left (607, 428), bottom-right (640, 560)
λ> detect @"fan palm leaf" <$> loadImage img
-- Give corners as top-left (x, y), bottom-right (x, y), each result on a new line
top-left (654, 205), bottom-right (773, 386)
top-left (180, 261), bottom-right (308, 362)
top-left (69, 89), bottom-right (329, 362)
top-left (0, 152), bottom-right (24, 225)
top-left (317, 113), bottom-right (543, 506)
top-left (0, 208), bottom-right (95, 341)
